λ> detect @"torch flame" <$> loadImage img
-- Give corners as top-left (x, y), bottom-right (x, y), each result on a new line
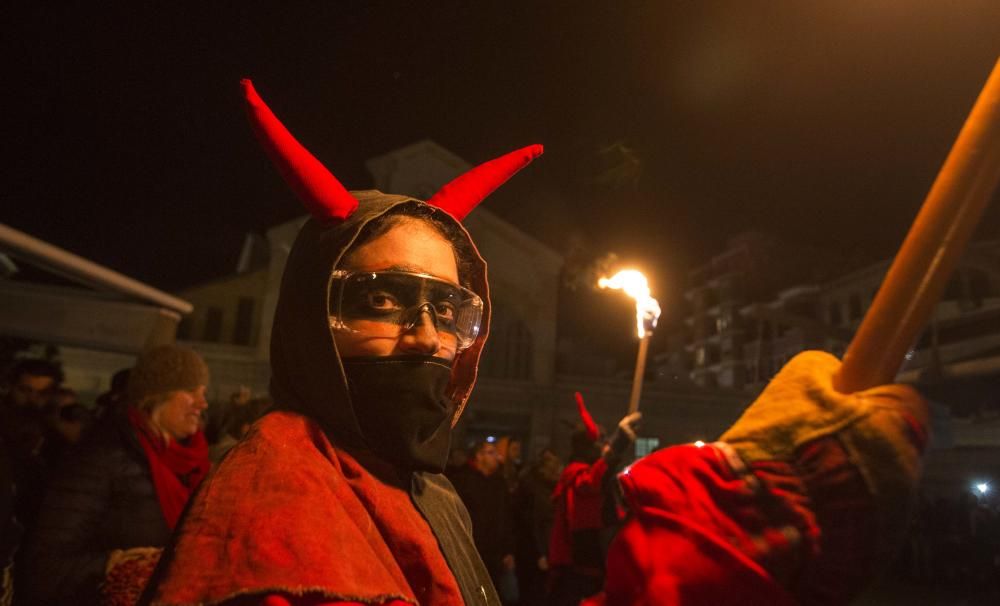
top-left (598, 269), bottom-right (662, 338)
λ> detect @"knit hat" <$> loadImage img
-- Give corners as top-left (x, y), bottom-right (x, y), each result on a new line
top-left (127, 345), bottom-right (209, 404)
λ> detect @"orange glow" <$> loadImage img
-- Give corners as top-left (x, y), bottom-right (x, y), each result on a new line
top-left (598, 269), bottom-right (662, 338)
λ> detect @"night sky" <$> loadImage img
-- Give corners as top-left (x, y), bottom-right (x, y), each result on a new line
top-left (5, 3), bottom-right (1000, 356)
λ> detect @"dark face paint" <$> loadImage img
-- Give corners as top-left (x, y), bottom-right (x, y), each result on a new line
top-left (341, 354), bottom-right (456, 473)
top-left (330, 270), bottom-right (483, 351)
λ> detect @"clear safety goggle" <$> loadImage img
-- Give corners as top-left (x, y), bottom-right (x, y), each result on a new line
top-left (328, 270), bottom-right (484, 351)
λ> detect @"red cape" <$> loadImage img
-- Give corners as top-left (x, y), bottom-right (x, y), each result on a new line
top-left (549, 458), bottom-right (609, 568)
top-left (147, 411), bottom-right (464, 605)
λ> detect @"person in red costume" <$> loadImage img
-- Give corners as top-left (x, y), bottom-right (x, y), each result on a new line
top-left (549, 393), bottom-right (640, 606)
top-left (140, 81), bottom-right (542, 606)
top-left (142, 81), bottom-right (929, 606)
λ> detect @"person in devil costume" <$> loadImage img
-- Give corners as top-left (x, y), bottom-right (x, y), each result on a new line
top-left (143, 81), bottom-right (929, 606)
top-left (140, 81), bottom-right (540, 606)
top-left (548, 393), bottom-right (640, 606)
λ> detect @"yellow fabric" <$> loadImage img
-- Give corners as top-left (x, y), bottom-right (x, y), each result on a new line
top-left (720, 350), bottom-right (929, 563)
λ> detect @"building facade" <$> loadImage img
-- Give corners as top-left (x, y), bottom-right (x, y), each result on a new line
top-left (681, 232), bottom-right (839, 390)
top-left (678, 233), bottom-right (1000, 394)
top-left (671, 233), bottom-right (1000, 497)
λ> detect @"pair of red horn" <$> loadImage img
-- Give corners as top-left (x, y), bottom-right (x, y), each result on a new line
top-left (241, 79), bottom-right (542, 222)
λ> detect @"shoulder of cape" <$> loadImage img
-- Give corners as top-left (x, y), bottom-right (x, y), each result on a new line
top-left (149, 410), bottom-right (418, 605)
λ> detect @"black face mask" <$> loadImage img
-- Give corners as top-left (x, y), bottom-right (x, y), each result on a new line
top-left (341, 355), bottom-right (456, 473)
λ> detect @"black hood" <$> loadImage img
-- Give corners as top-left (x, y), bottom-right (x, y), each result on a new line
top-left (268, 190), bottom-right (491, 450)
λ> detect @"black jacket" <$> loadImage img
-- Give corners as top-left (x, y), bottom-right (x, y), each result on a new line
top-left (21, 411), bottom-right (169, 605)
top-left (450, 465), bottom-right (515, 577)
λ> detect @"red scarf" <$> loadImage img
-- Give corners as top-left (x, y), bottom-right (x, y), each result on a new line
top-left (127, 406), bottom-right (210, 529)
top-left (147, 411), bottom-right (465, 606)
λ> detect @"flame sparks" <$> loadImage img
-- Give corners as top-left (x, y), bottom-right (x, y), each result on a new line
top-left (598, 269), bottom-right (662, 338)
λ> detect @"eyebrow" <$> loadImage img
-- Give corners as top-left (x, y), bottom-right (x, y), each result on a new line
top-left (384, 264), bottom-right (428, 273)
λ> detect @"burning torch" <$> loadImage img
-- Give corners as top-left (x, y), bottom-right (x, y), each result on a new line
top-left (599, 270), bottom-right (662, 414)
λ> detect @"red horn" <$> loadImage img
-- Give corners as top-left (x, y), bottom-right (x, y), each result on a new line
top-left (574, 392), bottom-right (599, 443)
top-left (426, 144), bottom-right (543, 220)
top-left (241, 79), bottom-right (358, 222)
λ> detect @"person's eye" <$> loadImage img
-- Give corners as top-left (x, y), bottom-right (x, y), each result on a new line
top-left (364, 291), bottom-right (402, 311)
top-left (435, 301), bottom-right (457, 321)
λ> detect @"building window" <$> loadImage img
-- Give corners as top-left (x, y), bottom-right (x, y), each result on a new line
top-left (635, 437), bottom-right (660, 458)
top-left (716, 310), bottom-right (735, 336)
top-left (968, 269), bottom-right (990, 304)
top-left (721, 336), bottom-right (736, 357)
top-left (828, 301), bottom-right (842, 326)
top-left (706, 345), bottom-right (720, 365)
top-left (176, 316), bottom-right (192, 340)
top-left (848, 294), bottom-right (862, 321)
top-left (203, 307), bottom-right (223, 342)
top-left (233, 297), bottom-right (255, 345)
top-left (944, 275), bottom-right (964, 301)
top-left (480, 311), bottom-right (534, 380)
top-left (505, 320), bottom-right (534, 380)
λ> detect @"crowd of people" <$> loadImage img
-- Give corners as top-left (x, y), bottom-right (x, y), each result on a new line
top-left (1, 343), bottom-right (989, 606)
top-left (0, 349), bottom-right (271, 605)
top-left (0, 344), bottom-right (652, 606)
top-left (0, 347), bottom-right (637, 606)
top-left (446, 399), bottom-right (700, 606)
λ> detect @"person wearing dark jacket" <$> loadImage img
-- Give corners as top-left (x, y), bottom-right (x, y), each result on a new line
top-left (512, 448), bottom-right (561, 606)
top-left (0, 359), bottom-right (63, 541)
top-left (22, 345), bottom-right (210, 606)
top-left (450, 441), bottom-right (516, 596)
top-left (1, 441), bottom-right (20, 606)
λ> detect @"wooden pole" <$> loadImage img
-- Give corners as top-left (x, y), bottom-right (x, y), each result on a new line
top-left (835, 58), bottom-right (1000, 393)
top-left (628, 335), bottom-right (651, 414)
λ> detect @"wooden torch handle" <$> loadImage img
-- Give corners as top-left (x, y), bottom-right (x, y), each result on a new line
top-left (628, 335), bottom-right (650, 414)
top-left (835, 58), bottom-right (1000, 393)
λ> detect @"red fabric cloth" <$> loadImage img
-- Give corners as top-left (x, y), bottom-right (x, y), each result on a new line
top-left (750, 437), bottom-right (878, 603)
top-left (227, 595), bottom-right (413, 606)
top-left (586, 444), bottom-right (799, 606)
top-left (126, 406), bottom-right (209, 529)
top-left (101, 549), bottom-right (162, 606)
top-left (548, 458), bottom-right (609, 568)
top-left (146, 411), bottom-right (464, 606)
